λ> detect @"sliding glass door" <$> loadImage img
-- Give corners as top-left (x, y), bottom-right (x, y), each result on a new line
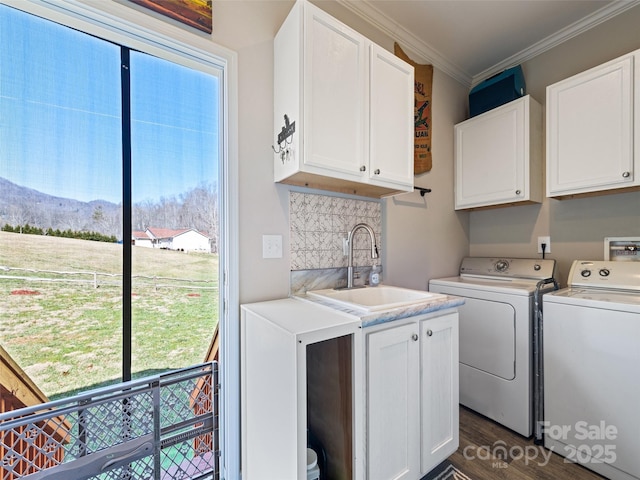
top-left (0, 3), bottom-right (221, 400)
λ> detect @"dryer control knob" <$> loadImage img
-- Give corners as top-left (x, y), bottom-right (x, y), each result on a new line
top-left (495, 260), bottom-right (509, 272)
top-left (581, 269), bottom-right (592, 277)
top-left (599, 268), bottom-right (610, 277)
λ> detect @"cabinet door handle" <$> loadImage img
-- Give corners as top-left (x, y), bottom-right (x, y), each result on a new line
top-left (411, 333), bottom-right (418, 341)
top-left (515, 190), bottom-right (522, 195)
top-left (426, 329), bottom-right (433, 337)
top-left (374, 169), bottom-right (381, 175)
top-left (622, 171), bottom-right (631, 178)
top-left (360, 165), bottom-right (366, 172)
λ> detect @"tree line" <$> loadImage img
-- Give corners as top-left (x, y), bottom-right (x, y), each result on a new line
top-left (2, 224), bottom-right (117, 243)
top-left (0, 183), bottom-right (219, 252)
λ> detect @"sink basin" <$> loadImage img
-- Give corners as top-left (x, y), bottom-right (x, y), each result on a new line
top-left (306, 285), bottom-right (446, 312)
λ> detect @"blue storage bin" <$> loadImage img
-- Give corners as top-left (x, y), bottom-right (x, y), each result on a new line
top-left (469, 65), bottom-right (525, 117)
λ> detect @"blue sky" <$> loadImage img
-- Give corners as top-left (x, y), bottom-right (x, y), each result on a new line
top-left (0, 4), bottom-right (218, 204)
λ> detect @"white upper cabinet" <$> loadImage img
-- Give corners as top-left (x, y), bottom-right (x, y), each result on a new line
top-left (302, 4), bottom-right (367, 177)
top-left (546, 50), bottom-right (640, 198)
top-left (369, 45), bottom-right (415, 188)
top-left (273, 0), bottom-right (414, 198)
top-left (454, 95), bottom-right (543, 210)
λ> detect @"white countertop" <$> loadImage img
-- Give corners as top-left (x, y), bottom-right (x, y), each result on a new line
top-left (294, 291), bottom-right (464, 328)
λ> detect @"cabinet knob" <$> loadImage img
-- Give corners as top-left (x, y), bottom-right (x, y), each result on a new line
top-left (411, 333), bottom-right (418, 341)
top-left (374, 169), bottom-right (381, 175)
top-left (360, 165), bottom-right (366, 172)
top-left (515, 190), bottom-right (522, 195)
top-left (622, 171), bottom-right (631, 178)
top-left (426, 329), bottom-right (433, 337)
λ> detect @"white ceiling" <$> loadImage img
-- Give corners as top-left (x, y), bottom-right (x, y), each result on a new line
top-left (336, 0), bottom-right (640, 86)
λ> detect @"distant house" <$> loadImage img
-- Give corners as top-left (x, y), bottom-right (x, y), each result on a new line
top-left (140, 227), bottom-right (211, 253)
top-left (132, 230), bottom-right (153, 248)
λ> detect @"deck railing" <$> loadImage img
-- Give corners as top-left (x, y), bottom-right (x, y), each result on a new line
top-left (0, 362), bottom-right (219, 480)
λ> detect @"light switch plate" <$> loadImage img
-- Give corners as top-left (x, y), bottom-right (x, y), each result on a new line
top-left (262, 234), bottom-right (283, 259)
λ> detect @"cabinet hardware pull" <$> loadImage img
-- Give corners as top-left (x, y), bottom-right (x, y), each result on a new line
top-left (374, 169), bottom-right (381, 175)
top-left (360, 165), bottom-right (366, 172)
top-left (426, 329), bottom-right (433, 337)
top-left (622, 171), bottom-right (631, 178)
top-left (411, 333), bottom-right (418, 341)
top-left (515, 190), bottom-right (521, 195)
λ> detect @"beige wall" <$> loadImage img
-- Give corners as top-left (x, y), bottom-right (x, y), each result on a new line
top-left (469, 5), bottom-right (640, 285)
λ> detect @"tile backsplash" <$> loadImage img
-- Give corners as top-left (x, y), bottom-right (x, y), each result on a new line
top-left (289, 191), bottom-right (382, 271)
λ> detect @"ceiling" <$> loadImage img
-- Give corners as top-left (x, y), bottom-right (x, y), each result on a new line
top-left (336, 0), bottom-right (640, 86)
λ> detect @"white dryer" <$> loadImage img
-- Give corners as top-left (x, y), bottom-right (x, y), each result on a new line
top-left (544, 260), bottom-right (640, 480)
top-left (429, 257), bottom-right (557, 438)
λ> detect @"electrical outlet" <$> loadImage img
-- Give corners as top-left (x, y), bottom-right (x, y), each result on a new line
top-left (262, 234), bottom-right (283, 259)
top-left (537, 236), bottom-right (551, 254)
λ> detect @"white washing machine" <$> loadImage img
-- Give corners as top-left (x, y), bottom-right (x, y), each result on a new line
top-left (544, 260), bottom-right (640, 480)
top-left (429, 257), bottom-right (557, 438)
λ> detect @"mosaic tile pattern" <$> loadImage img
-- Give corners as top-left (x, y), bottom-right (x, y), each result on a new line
top-left (289, 191), bottom-right (382, 271)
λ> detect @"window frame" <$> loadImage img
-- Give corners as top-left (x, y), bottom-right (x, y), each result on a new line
top-left (0, 1), bottom-right (240, 477)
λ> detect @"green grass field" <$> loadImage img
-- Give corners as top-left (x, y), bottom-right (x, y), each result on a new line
top-left (0, 231), bottom-right (218, 400)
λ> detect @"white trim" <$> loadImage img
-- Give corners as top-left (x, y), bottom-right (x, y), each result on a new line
top-left (337, 0), bottom-right (640, 88)
top-left (1, 2), bottom-right (240, 477)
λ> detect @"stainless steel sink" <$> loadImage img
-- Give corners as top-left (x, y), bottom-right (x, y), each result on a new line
top-left (306, 285), bottom-right (446, 312)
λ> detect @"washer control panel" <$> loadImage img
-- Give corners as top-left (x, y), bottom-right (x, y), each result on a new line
top-left (459, 257), bottom-right (556, 280)
top-left (569, 260), bottom-right (640, 291)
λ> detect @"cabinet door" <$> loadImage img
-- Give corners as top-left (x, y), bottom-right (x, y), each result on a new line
top-left (547, 53), bottom-right (636, 196)
top-left (421, 313), bottom-right (459, 474)
top-left (367, 323), bottom-right (420, 480)
top-left (303, 4), bottom-right (367, 177)
top-left (455, 97), bottom-right (530, 209)
top-left (369, 44), bottom-right (414, 188)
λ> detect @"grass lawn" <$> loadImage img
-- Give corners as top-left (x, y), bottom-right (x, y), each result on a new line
top-left (0, 231), bottom-right (218, 400)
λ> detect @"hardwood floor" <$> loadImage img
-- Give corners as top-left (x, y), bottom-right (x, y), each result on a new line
top-left (449, 406), bottom-right (606, 480)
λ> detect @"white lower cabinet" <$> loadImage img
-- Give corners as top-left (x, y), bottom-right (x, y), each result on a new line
top-left (420, 315), bottom-right (460, 474)
top-left (366, 311), bottom-right (459, 480)
top-left (367, 322), bottom-right (420, 480)
top-left (241, 299), bottom-right (363, 480)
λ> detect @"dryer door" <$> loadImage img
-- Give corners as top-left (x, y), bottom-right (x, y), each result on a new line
top-left (458, 297), bottom-right (515, 380)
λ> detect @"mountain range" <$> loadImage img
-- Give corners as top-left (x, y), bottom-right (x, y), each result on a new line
top-left (0, 176), bottom-right (121, 235)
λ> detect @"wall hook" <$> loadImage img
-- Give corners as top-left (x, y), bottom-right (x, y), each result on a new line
top-left (272, 114), bottom-right (296, 155)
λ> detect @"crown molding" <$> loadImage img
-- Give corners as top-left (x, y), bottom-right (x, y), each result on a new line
top-left (337, 0), bottom-right (640, 89)
top-left (335, 0), bottom-right (472, 86)
top-left (471, 0), bottom-right (640, 86)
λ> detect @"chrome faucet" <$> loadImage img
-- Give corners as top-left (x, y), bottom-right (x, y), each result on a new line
top-left (346, 223), bottom-right (379, 289)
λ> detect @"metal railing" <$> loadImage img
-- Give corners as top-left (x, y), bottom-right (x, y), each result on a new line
top-left (0, 363), bottom-right (219, 480)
